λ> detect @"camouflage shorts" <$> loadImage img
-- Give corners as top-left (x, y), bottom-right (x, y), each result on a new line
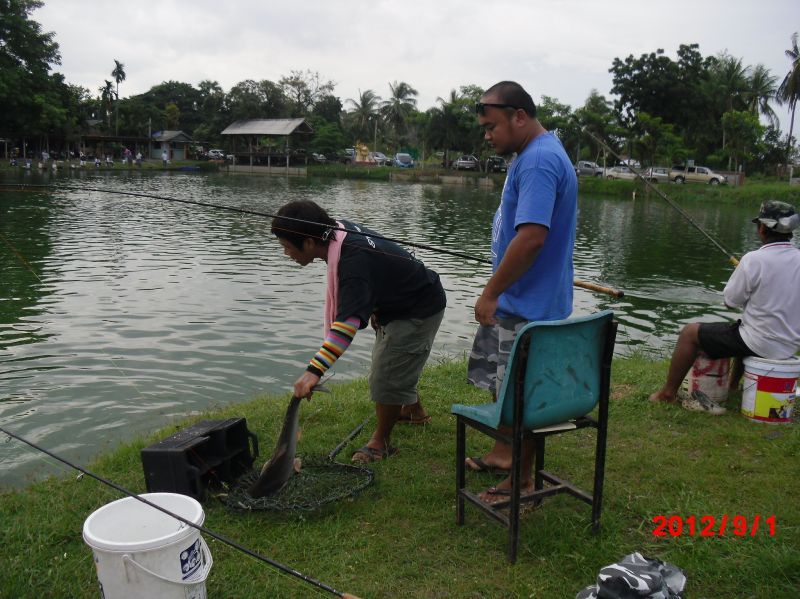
top-left (466, 316), bottom-right (528, 397)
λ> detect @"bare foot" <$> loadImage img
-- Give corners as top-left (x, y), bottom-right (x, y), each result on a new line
top-left (648, 390), bottom-right (677, 403)
top-left (399, 402), bottom-right (428, 420)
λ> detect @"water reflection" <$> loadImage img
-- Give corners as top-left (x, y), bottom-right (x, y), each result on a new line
top-left (0, 170), bottom-right (794, 488)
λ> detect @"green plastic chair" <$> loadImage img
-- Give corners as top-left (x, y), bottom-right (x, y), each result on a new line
top-left (452, 310), bottom-right (617, 563)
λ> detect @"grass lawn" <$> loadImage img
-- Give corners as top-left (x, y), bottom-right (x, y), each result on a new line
top-left (1, 357), bottom-right (798, 598)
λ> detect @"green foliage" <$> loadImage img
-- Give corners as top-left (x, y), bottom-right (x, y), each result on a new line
top-left (722, 110), bottom-right (764, 170)
top-left (0, 0), bottom-right (64, 137)
top-left (380, 81), bottom-right (419, 147)
top-left (425, 86), bottom-right (483, 160)
top-left (308, 120), bottom-right (346, 155)
top-left (164, 102), bottom-right (180, 130)
top-left (279, 69), bottom-right (335, 116)
top-left (634, 112), bottom-right (685, 166)
top-left (778, 32), bottom-right (800, 158)
top-left (343, 89), bottom-right (382, 142)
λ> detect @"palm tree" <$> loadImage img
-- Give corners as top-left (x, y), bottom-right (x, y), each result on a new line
top-left (99, 80), bottom-right (115, 128)
top-left (711, 54), bottom-right (750, 167)
top-left (713, 54), bottom-right (750, 113)
top-left (380, 81), bottom-right (418, 145)
top-left (778, 32), bottom-right (800, 158)
top-left (345, 89), bottom-right (381, 142)
top-left (111, 59), bottom-right (126, 134)
top-left (746, 64), bottom-right (778, 128)
top-left (433, 89), bottom-right (461, 164)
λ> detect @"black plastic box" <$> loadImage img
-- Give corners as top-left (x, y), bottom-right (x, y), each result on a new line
top-left (141, 418), bottom-right (259, 501)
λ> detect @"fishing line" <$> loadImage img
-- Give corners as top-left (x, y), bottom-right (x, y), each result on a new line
top-left (582, 129), bottom-right (740, 267)
top-left (4, 183), bottom-right (490, 263)
top-left (0, 183), bottom-right (624, 297)
top-left (0, 426), bottom-right (360, 599)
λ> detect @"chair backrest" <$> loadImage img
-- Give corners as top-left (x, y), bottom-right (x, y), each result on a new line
top-left (497, 310), bottom-right (615, 430)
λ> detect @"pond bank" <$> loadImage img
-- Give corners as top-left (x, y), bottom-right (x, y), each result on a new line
top-left (2, 357), bottom-right (797, 597)
top-left (3, 160), bottom-right (797, 204)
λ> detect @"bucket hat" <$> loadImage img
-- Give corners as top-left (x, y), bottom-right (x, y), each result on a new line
top-left (752, 200), bottom-right (799, 233)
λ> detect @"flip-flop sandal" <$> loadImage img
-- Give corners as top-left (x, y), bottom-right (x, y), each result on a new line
top-left (351, 445), bottom-right (399, 463)
top-left (396, 413), bottom-right (432, 425)
top-left (465, 456), bottom-right (510, 475)
top-left (481, 485), bottom-right (537, 506)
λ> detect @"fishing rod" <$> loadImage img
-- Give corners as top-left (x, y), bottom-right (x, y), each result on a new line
top-left (582, 129), bottom-right (740, 267)
top-left (0, 426), bottom-right (361, 599)
top-left (327, 417), bottom-right (370, 461)
top-left (0, 183), bottom-right (624, 298)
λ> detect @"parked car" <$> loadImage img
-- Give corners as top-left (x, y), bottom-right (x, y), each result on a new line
top-left (393, 152), bottom-right (414, 168)
top-left (669, 165), bottom-right (727, 185)
top-left (207, 149), bottom-right (226, 160)
top-left (486, 156), bottom-right (508, 173)
top-left (574, 160), bottom-right (604, 177)
top-left (643, 166), bottom-right (670, 183)
top-left (311, 152), bottom-right (327, 163)
top-left (368, 151), bottom-right (391, 166)
top-left (326, 148), bottom-right (355, 164)
top-left (605, 165), bottom-right (637, 180)
top-left (452, 154), bottom-right (480, 171)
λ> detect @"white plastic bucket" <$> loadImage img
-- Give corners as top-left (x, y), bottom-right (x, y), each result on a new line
top-left (741, 356), bottom-right (800, 423)
top-left (680, 356), bottom-right (730, 404)
top-left (83, 492), bottom-right (212, 599)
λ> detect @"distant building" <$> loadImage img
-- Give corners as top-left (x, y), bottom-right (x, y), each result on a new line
top-left (221, 118), bottom-right (313, 166)
top-left (151, 130), bottom-right (193, 161)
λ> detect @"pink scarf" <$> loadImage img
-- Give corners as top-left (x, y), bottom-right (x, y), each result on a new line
top-left (324, 221), bottom-right (347, 339)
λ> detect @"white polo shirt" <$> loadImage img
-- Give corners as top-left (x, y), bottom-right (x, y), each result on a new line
top-left (724, 241), bottom-right (800, 359)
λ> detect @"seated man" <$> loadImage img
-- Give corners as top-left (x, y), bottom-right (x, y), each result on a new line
top-left (649, 201), bottom-right (800, 413)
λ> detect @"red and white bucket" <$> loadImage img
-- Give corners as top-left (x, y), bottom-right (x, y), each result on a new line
top-left (680, 356), bottom-right (730, 404)
top-left (741, 356), bottom-right (800, 423)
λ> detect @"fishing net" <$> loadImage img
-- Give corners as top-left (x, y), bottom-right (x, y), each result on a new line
top-left (221, 455), bottom-right (374, 511)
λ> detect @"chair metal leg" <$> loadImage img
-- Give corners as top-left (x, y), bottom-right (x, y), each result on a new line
top-left (456, 416), bottom-right (466, 525)
top-left (533, 436), bottom-right (545, 506)
top-left (591, 417), bottom-right (608, 532)
top-left (534, 436), bottom-right (545, 489)
top-left (507, 428), bottom-right (523, 563)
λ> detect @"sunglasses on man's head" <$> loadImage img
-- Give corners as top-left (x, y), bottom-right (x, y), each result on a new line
top-left (475, 102), bottom-right (520, 115)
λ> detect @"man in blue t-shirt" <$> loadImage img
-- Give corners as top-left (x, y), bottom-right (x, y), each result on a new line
top-left (466, 81), bottom-right (578, 503)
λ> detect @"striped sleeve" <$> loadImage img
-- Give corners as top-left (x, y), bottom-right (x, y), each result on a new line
top-left (307, 316), bottom-right (360, 377)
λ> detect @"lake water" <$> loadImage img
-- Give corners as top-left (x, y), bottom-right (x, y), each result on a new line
top-left (0, 169), bottom-right (790, 488)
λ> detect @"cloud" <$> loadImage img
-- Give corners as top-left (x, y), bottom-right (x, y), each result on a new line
top-left (35, 0), bottom-right (796, 129)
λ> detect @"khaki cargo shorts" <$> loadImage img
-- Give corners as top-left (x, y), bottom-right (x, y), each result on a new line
top-left (369, 309), bottom-right (445, 405)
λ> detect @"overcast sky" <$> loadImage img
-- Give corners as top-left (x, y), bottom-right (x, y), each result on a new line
top-left (36, 0), bottom-right (799, 131)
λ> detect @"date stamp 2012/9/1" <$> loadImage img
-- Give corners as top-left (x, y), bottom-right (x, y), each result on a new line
top-left (652, 515), bottom-right (776, 537)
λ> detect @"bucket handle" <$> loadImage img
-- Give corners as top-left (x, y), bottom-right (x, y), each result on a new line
top-left (122, 536), bottom-right (213, 586)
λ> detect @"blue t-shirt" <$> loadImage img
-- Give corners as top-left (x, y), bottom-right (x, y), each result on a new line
top-left (492, 132), bottom-right (577, 321)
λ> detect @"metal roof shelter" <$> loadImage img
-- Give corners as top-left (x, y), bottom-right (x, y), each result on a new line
top-left (221, 118), bottom-right (313, 169)
top-left (221, 118), bottom-right (313, 136)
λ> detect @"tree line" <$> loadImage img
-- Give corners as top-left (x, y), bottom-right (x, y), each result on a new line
top-left (2, 1), bottom-right (799, 173)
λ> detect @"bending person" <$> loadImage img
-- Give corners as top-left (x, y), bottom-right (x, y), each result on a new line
top-left (271, 200), bottom-right (446, 463)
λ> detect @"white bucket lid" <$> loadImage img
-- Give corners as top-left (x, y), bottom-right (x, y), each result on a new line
top-left (83, 492), bottom-right (205, 552)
